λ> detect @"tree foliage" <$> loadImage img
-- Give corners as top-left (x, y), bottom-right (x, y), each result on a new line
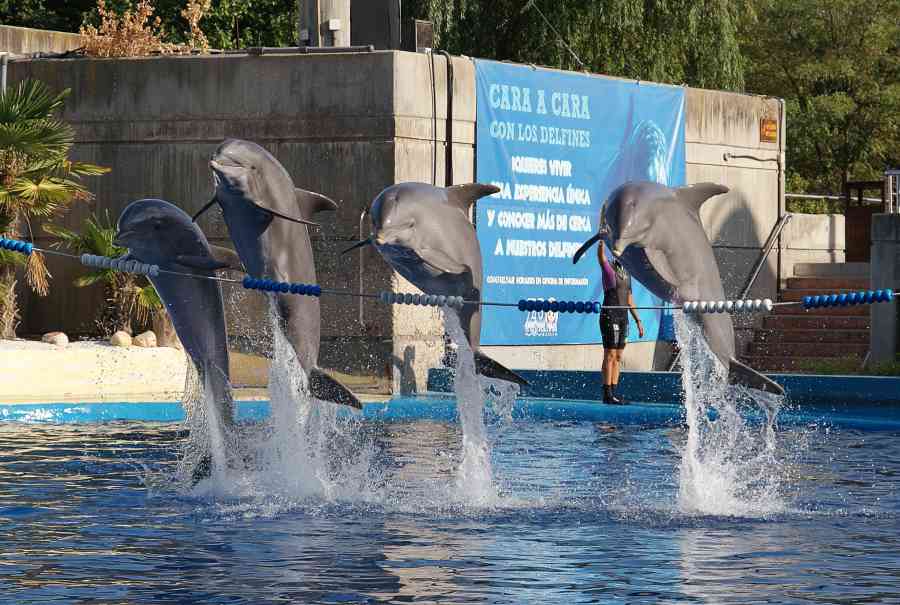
top-left (0, 0), bottom-right (297, 50)
top-left (742, 0), bottom-right (900, 193)
top-left (403, 0), bottom-right (750, 91)
top-left (0, 79), bottom-right (107, 338)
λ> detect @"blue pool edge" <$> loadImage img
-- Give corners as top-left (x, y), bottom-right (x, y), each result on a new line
top-left (427, 369), bottom-right (900, 407)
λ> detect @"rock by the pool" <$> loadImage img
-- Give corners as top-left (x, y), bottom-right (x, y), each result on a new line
top-left (110, 331), bottom-right (132, 347)
top-left (41, 332), bottom-right (68, 346)
top-left (133, 331), bottom-right (157, 348)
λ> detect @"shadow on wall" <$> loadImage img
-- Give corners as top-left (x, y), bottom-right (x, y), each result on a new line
top-left (393, 345), bottom-right (417, 395)
top-left (705, 186), bottom-right (773, 357)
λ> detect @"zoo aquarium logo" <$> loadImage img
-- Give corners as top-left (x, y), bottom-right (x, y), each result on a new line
top-left (523, 298), bottom-right (559, 338)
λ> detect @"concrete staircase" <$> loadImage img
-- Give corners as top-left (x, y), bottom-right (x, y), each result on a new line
top-left (742, 263), bottom-right (870, 372)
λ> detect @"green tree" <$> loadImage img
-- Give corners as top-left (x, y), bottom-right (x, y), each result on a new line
top-left (0, 79), bottom-right (108, 338)
top-left (742, 0), bottom-right (900, 194)
top-left (403, 0), bottom-right (751, 91)
top-left (0, 0), bottom-right (297, 50)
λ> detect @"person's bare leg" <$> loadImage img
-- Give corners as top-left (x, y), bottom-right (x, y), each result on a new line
top-left (612, 349), bottom-right (628, 404)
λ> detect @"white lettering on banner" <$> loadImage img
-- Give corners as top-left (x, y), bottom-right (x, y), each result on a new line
top-left (548, 159), bottom-right (572, 177)
top-left (538, 126), bottom-right (591, 148)
top-left (537, 211), bottom-right (554, 230)
top-left (497, 210), bottom-right (535, 230)
top-left (489, 84), bottom-right (533, 113)
top-left (486, 209), bottom-right (496, 226)
top-left (494, 239), bottom-right (504, 255)
top-left (514, 184), bottom-right (565, 203)
top-left (511, 156), bottom-right (547, 175)
top-left (568, 215), bottom-right (592, 232)
top-left (486, 274), bottom-right (588, 287)
top-left (550, 92), bottom-right (591, 119)
top-left (505, 239), bottom-right (547, 257)
top-left (489, 120), bottom-right (517, 140)
top-left (548, 240), bottom-right (582, 258)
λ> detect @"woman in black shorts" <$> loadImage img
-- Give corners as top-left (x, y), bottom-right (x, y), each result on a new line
top-left (598, 243), bottom-right (644, 404)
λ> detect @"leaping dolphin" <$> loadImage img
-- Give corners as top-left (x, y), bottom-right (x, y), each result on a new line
top-left (114, 198), bottom-right (241, 436)
top-left (196, 138), bottom-right (361, 409)
top-left (573, 181), bottom-right (784, 396)
top-left (343, 182), bottom-right (528, 387)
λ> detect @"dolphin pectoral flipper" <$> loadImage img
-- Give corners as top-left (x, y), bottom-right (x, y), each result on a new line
top-left (308, 368), bottom-right (363, 409)
top-left (474, 351), bottom-right (529, 387)
top-left (728, 357), bottom-right (785, 396)
top-left (417, 247), bottom-right (468, 275)
top-left (675, 183), bottom-right (729, 211)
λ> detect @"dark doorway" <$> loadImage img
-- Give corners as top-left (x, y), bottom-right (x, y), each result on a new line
top-left (844, 181), bottom-right (886, 262)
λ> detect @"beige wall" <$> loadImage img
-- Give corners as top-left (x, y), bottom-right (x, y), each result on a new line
top-left (0, 25), bottom-right (82, 55)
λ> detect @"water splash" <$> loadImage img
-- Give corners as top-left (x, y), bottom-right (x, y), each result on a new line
top-left (181, 297), bottom-right (380, 504)
top-left (443, 310), bottom-right (520, 507)
top-left (674, 311), bottom-right (785, 517)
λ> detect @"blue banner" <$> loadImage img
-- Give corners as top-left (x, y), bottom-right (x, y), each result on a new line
top-left (475, 60), bottom-right (685, 345)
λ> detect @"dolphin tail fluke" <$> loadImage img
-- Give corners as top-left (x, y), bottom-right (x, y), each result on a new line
top-left (728, 357), bottom-right (785, 396)
top-left (309, 368), bottom-right (363, 409)
top-left (474, 351), bottom-right (529, 387)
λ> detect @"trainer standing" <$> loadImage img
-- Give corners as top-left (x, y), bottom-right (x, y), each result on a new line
top-left (598, 243), bottom-right (643, 404)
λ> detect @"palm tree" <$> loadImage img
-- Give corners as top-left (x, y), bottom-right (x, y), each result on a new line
top-left (0, 78), bottom-right (108, 338)
top-left (44, 211), bottom-right (163, 336)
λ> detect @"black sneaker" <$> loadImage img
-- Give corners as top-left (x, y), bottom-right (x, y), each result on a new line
top-left (603, 385), bottom-right (623, 405)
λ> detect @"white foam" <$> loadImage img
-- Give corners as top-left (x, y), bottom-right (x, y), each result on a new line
top-left (674, 312), bottom-right (786, 517)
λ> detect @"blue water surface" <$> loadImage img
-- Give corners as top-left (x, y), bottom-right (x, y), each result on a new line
top-left (1, 398), bottom-right (899, 604)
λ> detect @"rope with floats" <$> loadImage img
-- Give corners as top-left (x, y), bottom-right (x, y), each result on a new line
top-left (1, 237), bottom-right (894, 315)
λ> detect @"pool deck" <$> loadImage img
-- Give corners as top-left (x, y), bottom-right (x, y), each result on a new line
top-left (2, 339), bottom-right (898, 408)
top-left (0, 339), bottom-right (391, 405)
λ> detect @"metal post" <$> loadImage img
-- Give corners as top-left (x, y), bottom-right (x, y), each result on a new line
top-left (300, 0), bottom-right (351, 47)
top-left (1, 53), bottom-right (7, 93)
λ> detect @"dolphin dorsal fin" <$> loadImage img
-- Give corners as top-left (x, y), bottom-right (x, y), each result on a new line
top-left (295, 187), bottom-right (338, 221)
top-left (445, 183), bottom-right (500, 211)
top-left (675, 183), bottom-right (729, 211)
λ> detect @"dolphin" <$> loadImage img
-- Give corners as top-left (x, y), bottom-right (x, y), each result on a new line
top-left (343, 182), bottom-right (528, 387)
top-left (195, 138), bottom-right (361, 409)
top-left (572, 181), bottom-right (784, 396)
top-left (114, 199), bottom-right (242, 458)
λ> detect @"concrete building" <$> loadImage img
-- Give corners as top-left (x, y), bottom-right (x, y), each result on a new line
top-left (6, 49), bottom-right (844, 392)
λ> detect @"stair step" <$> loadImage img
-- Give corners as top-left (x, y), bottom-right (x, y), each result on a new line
top-left (752, 329), bottom-right (869, 344)
top-left (773, 304), bottom-right (869, 316)
top-left (763, 315), bottom-right (870, 330)
top-left (741, 355), bottom-right (865, 373)
top-left (792, 262), bottom-right (869, 279)
top-left (747, 341), bottom-right (867, 357)
top-left (786, 277), bottom-right (870, 290)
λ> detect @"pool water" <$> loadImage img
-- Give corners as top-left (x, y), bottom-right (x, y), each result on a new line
top-left (2, 400), bottom-right (900, 604)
